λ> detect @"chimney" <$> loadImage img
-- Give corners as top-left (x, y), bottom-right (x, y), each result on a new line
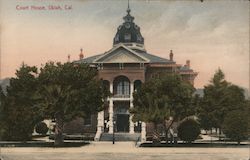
top-left (169, 50), bottom-right (173, 61)
top-left (186, 60), bottom-right (190, 68)
top-left (79, 48), bottom-right (84, 60)
top-left (67, 54), bottom-right (71, 62)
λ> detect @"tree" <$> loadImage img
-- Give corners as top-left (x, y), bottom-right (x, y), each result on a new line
top-left (37, 62), bottom-right (107, 146)
top-left (0, 64), bottom-right (42, 141)
top-left (35, 122), bottom-right (49, 135)
top-left (199, 69), bottom-right (246, 134)
top-left (222, 110), bottom-right (249, 144)
top-left (177, 117), bottom-right (200, 143)
top-left (0, 87), bottom-right (6, 140)
top-left (132, 74), bottom-right (195, 143)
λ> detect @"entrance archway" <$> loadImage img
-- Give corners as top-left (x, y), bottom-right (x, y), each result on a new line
top-left (114, 101), bottom-right (129, 132)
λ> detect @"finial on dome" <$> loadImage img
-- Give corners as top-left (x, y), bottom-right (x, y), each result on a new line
top-left (127, 0), bottom-right (131, 14)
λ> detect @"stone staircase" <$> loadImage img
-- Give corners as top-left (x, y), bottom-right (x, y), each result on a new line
top-left (100, 133), bottom-right (141, 141)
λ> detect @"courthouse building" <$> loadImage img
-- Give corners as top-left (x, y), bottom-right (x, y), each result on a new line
top-left (73, 6), bottom-right (198, 141)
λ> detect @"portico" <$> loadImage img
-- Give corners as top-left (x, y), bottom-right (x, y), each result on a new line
top-left (97, 74), bottom-right (143, 134)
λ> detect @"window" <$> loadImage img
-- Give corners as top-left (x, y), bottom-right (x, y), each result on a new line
top-left (97, 63), bottom-right (103, 70)
top-left (119, 63), bottom-right (124, 70)
top-left (124, 33), bottom-right (131, 41)
top-left (117, 81), bottom-right (130, 95)
top-left (113, 76), bottom-right (130, 96)
top-left (137, 34), bottom-right (142, 42)
top-left (134, 80), bottom-right (142, 91)
top-left (140, 63), bottom-right (144, 69)
top-left (115, 35), bottom-right (119, 42)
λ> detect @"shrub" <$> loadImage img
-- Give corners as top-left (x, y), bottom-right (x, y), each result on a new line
top-left (177, 118), bottom-right (201, 143)
top-left (35, 122), bottom-right (49, 135)
top-left (222, 110), bottom-right (249, 144)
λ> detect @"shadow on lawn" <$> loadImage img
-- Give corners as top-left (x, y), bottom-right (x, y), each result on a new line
top-left (0, 141), bottom-right (89, 148)
top-left (139, 142), bottom-right (249, 148)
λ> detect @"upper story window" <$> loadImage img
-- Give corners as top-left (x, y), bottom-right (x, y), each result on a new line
top-left (151, 73), bottom-right (160, 79)
top-left (124, 33), bottom-right (131, 42)
top-left (137, 34), bottom-right (142, 42)
top-left (119, 63), bottom-right (124, 70)
top-left (115, 35), bottom-right (119, 42)
top-left (140, 63), bottom-right (144, 69)
top-left (97, 63), bottom-right (103, 70)
top-left (113, 76), bottom-right (130, 96)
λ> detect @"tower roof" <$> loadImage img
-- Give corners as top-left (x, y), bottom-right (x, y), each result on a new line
top-left (113, 3), bottom-right (144, 47)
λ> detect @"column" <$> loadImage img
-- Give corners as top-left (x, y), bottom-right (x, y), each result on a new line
top-left (95, 110), bottom-right (104, 141)
top-left (97, 111), bottom-right (104, 133)
top-left (108, 81), bottom-right (114, 134)
top-left (141, 122), bottom-right (146, 142)
top-left (108, 99), bottom-right (113, 134)
top-left (129, 82), bottom-right (135, 134)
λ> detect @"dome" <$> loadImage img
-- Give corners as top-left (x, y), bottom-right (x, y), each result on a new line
top-left (113, 6), bottom-right (145, 50)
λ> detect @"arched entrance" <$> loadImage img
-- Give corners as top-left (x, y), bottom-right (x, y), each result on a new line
top-left (114, 101), bottom-right (130, 132)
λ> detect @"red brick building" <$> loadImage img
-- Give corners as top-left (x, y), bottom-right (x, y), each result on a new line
top-left (73, 6), bottom-right (198, 141)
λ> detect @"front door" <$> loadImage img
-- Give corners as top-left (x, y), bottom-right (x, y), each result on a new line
top-left (116, 114), bottom-right (129, 132)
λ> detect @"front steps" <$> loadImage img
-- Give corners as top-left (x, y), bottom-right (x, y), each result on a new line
top-left (100, 133), bottom-right (141, 141)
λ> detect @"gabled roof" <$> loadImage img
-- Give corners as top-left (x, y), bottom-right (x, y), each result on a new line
top-left (93, 44), bottom-right (149, 63)
top-left (75, 54), bottom-right (104, 64)
top-left (75, 45), bottom-right (175, 64)
top-left (136, 51), bottom-right (174, 64)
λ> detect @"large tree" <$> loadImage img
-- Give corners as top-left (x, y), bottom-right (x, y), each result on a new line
top-left (199, 69), bottom-right (246, 134)
top-left (132, 74), bottom-right (195, 143)
top-left (222, 109), bottom-right (249, 144)
top-left (0, 64), bottom-right (42, 141)
top-left (37, 62), bottom-right (106, 146)
top-left (0, 87), bottom-right (6, 140)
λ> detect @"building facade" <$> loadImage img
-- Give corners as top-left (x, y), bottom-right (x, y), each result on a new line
top-left (75, 6), bottom-right (198, 141)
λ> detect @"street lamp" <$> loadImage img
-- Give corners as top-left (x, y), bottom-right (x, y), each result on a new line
top-left (112, 117), bottom-right (116, 144)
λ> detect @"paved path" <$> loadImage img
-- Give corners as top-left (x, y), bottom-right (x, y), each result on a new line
top-left (1, 142), bottom-right (249, 160)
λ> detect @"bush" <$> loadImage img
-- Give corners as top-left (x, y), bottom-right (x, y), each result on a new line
top-left (177, 118), bottom-right (201, 143)
top-left (222, 110), bottom-right (248, 144)
top-left (35, 122), bottom-right (49, 135)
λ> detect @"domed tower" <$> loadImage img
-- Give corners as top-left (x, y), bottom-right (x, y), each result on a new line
top-left (113, 3), bottom-right (145, 51)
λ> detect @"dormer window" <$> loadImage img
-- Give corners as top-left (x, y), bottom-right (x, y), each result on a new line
top-left (115, 35), bottom-right (119, 42)
top-left (137, 34), bottom-right (142, 42)
top-left (124, 33), bottom-right (131, 41)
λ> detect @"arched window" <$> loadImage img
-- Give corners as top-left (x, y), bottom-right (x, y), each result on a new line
top-left (113, 76), bottom-right (130, 96)
top-left (134, 80), bottom-right (142, 91)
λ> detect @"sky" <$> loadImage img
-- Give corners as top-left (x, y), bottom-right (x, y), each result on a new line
top-left (0, 0), bottom-right (249, 89)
